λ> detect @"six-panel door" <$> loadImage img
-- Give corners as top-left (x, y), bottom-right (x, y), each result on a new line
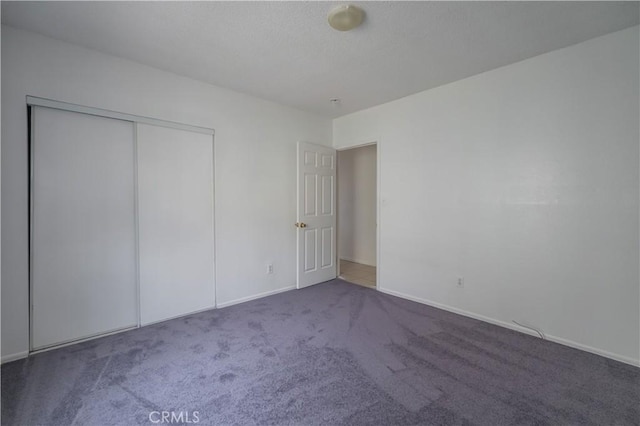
top-left (297, 142), bottom-right (337, 288)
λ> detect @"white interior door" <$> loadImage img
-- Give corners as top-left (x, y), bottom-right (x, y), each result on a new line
top-left (31, 107), bottom-right (137, 350)
top-left (137, 123), bottom-right (215, 325)
top-left (296, 142), bottom-right (337, 288)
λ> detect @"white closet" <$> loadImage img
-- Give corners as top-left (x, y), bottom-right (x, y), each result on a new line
top-left (30, 99), bottom-right (215, 351)
top-left (137, 124), bottom-right (215, 325)
top-left (31, 107), bottom-right (138, 350)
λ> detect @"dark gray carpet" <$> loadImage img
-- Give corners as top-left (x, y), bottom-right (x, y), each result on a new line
top-left (2, 279), bottom-right (639, 425)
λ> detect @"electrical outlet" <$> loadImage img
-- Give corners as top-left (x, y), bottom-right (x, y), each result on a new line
top-left (267, 264), bottom-right (274, 274)
top-left (457, 277), bottom-right (464, 288)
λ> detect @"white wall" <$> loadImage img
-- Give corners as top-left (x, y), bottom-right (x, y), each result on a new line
top-left (338, 145), bottom-right (377, 266)
top-left (1, 26), bottom-right (332, 361)
top-left (334, 27), bottom-right (640, 365)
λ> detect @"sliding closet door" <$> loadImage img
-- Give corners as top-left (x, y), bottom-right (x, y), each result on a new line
top-left (137, 124), bottom-right (215, 325)
top-left (31, 107), bottom-right (137, 350)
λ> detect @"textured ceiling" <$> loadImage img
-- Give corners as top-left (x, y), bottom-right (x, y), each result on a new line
top-left (2, 1), bottom-right (639, 118)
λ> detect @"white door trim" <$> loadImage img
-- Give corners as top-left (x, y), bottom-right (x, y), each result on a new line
top-left (336, 140), bottom-right (381, 290)
top-left (26, 96), bottom-right (214, 135)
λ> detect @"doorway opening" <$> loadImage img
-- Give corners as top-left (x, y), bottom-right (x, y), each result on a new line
top-left (337, 143), bottom-right (377, 288)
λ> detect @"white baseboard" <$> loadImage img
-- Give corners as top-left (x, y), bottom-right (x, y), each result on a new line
top-left (217, 285), bottom-right (296, 309)
top-left (7, 285), bottom-right (636, 367)
top-left (1, 351), bottom-right (29, 364)
top-left (339, 257), bottom-right (376, 267)
top-left (377, 287), bottom-right (640, 367)
top-left (2, 288), bottom-right (296, 363)
top-left (141, 305), bottom-right (216, 327)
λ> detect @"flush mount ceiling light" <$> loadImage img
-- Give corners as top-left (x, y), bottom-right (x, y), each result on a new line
top-left (328, 4), bottom-right (365, 31)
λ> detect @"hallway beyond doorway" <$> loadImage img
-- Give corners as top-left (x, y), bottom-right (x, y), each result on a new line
top-left (339, 259), bottom-right (376, 288)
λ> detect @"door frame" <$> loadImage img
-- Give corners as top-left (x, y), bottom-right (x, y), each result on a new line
top-left (336, 140), bottom-right (381, 290)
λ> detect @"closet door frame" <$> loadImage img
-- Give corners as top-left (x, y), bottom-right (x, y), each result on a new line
top-left (27, 96), bottom-right (216, 353)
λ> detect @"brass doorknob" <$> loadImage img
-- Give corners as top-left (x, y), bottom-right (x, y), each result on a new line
top-left (295, 222), bottom-right (307, 228)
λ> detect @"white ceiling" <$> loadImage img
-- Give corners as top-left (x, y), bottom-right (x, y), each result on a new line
top-left (2, 1), bottom-right (639, 118)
